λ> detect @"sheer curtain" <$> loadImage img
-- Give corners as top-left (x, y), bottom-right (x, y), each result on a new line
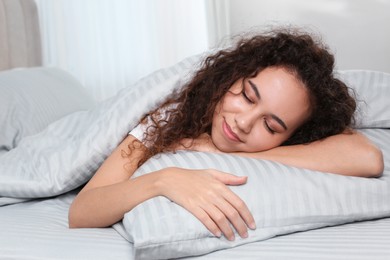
top-left (35, 0), bottom-right (228, 101)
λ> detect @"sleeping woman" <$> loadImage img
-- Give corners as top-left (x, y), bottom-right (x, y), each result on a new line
top-left (69, 28), bottom-right (384, 242)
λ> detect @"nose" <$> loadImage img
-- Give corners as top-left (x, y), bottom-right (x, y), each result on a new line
top-left (234, 110), bottom-right (260, 134)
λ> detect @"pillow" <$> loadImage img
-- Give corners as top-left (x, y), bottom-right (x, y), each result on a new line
top-left (0, 67), bottom-right (95, 154)
top-left (337, 70), bottom-right (390, 128)
top-left (116, 127), bottom-right (390, 259)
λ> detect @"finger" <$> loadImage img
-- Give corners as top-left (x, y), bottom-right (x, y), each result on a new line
top-left (215, 198), bottom-right (249, 239)
top-left (210, 170), bottom-right (248, 186)
top-left (223, 191), bottom-right (256, 230)
top-left (190, 207), bottom-right (222, 238)
top-left (201, 203), bottom-right (235, 241)
top-left (207, 170), bottom-right (255, 229)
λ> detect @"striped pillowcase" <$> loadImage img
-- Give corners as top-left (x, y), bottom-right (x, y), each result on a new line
top-left (338, 70), bottom-right (390, 128)
top-left (119, 128), bottom-right (390, 259)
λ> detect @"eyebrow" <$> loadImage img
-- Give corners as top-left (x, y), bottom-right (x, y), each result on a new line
top-left (271, 115), bottom-right (288, 130)
top-left (248, 80), bottom-right (288, 131)
top-left (248, 80), bottom-right (260, 99)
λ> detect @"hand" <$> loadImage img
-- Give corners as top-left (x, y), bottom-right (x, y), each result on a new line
top-left (174, 133), bottom-right (221, 153)
top-left (155, 167), bottom-right (256, 241)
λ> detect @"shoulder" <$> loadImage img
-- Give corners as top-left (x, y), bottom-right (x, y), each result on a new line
top-left (129, 103), bottom-right (177, 144)
top-left (129, 123), bottom-right (147, 142)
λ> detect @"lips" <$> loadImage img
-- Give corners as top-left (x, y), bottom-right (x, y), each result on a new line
top-left (222, 120), bottom-right (241, 142)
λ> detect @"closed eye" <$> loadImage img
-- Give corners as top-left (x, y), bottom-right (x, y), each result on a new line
top-left (242, 89), bottom-right (254, 103)
top-left (241, 80), bottom-right (254, 104)
top-left (264, 119), bottom-right (276, 134)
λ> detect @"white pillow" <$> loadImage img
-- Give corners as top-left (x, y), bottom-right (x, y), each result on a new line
top-left (337, 70), bottom-right (390, 128)
top-left (0, 67), bottom-right (95, 154)
top-left (116, 127), bottom-right (390, 259)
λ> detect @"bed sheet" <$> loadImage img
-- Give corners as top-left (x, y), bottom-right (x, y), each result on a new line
top-left (1, 189), bottom-right (390, 260)
top-left (186, 218), bottom-right (390, 260)
top-left (0, 190), bottom-right (133, 260)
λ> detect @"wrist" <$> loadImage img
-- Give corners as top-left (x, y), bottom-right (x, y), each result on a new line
top-left (124, 170), bottom-right (170, 205)
top-left (152, 167), bottom-right (179, 197)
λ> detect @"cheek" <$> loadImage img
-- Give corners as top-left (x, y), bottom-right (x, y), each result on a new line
top-left (220, 93), bottom-right (245, 112)
top-left (246, 128), bottom-right (288, 151)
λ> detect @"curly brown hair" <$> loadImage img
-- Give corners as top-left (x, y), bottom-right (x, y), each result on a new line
top-left (132, 28), bottom-right (356, 165)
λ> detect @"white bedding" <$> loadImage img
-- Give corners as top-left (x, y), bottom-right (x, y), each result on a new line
top-left (116, 128), bottom-right (390, 259)
top-left (0, 190), bottom-right (389, 260)
top-left (1, 58), bottom-right (390, 258)
top-left (0, 56), bottom-right (199, 204)
top-left (0, 190), bottom-right (133, 259)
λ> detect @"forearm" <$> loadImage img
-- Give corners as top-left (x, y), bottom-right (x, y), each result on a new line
top-left (234, 131), bottom-right (384, 177)
top-left (69, 171), bottom-right (162, 228)
top-left (70, 166), bottom-right (256, 241)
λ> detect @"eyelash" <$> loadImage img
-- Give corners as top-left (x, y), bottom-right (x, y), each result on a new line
top-left (242, 81), bottom-right (276, 134)
top-left (241, 87), bottom-right (254, 104)
top-left (264, 119), bottom-right (276, 134)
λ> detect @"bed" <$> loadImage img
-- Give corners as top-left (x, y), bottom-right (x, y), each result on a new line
top-left (1, 1), bottom-right (390, 259)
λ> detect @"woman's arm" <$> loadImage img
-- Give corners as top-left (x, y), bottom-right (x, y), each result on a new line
top-left (236, 130), bottom-right (384, 177)
top-left (68, 135), bottom-right (155, 228)
top-left (68, 135), bottom-right (255, 241)
top-left (179, 131), bottom-right (384, 177)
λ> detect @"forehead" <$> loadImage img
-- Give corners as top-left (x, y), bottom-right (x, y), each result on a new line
top-left (250, 67), bottom-right (311, 129)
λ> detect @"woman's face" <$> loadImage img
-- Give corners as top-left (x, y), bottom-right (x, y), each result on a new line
top-left (211, 66), bottom-right (311, 153)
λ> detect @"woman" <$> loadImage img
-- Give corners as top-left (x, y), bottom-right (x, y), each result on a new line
top-left (69, 29), bottom-right (383, 242)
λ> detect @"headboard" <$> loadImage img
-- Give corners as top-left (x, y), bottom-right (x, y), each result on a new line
top-left (0, 0), bottom-right (42, 71)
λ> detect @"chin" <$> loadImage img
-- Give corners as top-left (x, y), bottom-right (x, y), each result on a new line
top-left (212, 141), bottom-right (233, 153)
top-left (214, 142), bottom-right (242, 153)
top-left (218, 147), bottom-right (234, 153)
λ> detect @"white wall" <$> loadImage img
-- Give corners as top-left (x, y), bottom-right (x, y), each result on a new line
top-left (226, 0), bottom-right (390, 72)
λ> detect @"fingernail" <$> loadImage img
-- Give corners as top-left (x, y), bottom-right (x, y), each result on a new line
top-left (215, 231), bottom-right (222, 237)
top-left (242, 232), bottom-right (248, 238)
top-left (228, 235), bottom-right (235, 241)
top-left (249, 222), bottom-right (256, 230)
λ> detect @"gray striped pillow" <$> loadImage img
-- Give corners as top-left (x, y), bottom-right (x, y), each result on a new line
top-left (338, 70), bottom-right (390, 128)
top-left (119, 129), bottom-right (390, 259)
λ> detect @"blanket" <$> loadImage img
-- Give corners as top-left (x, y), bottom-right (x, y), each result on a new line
top-left (0, 55), bottom-right (200, 205)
